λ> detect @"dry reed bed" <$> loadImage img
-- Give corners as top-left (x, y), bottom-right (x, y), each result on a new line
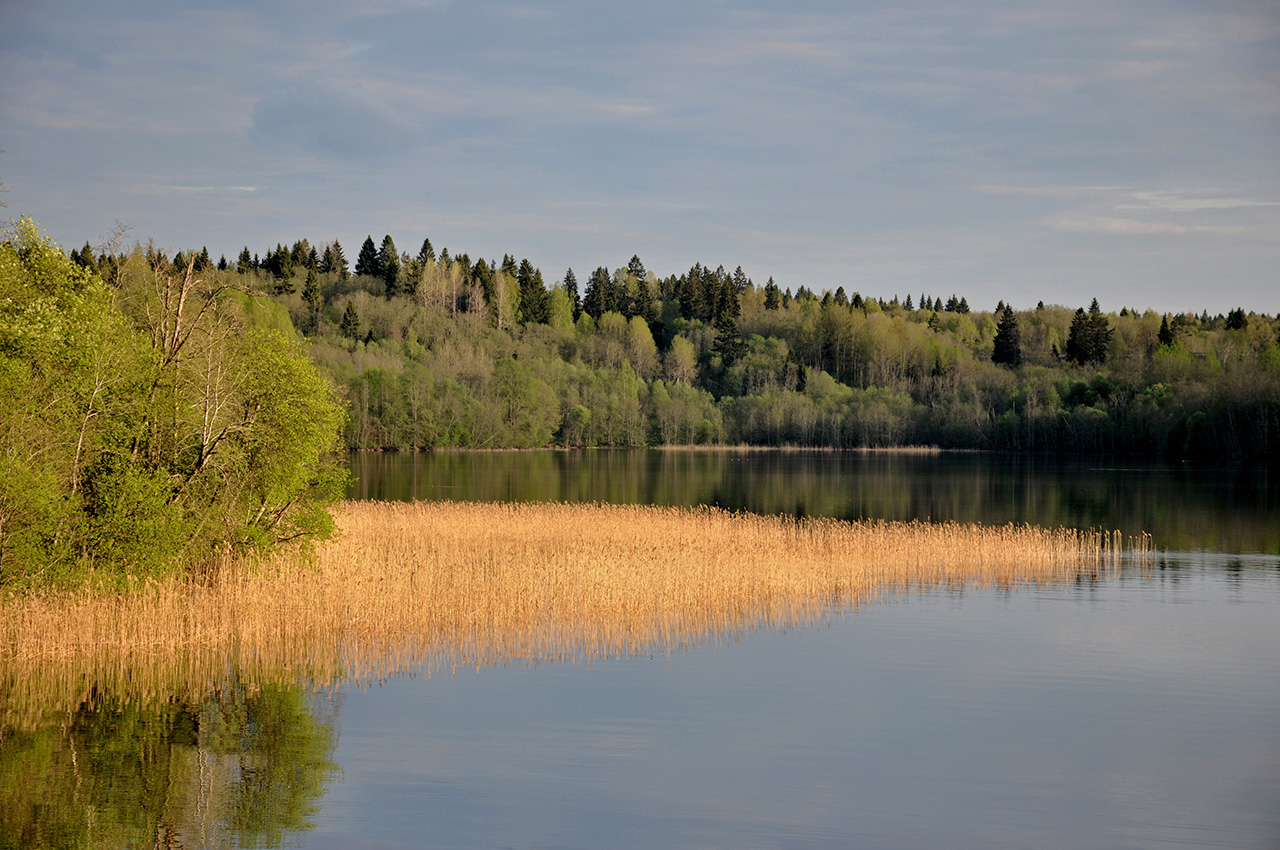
top-left (1, 500), bottom-right (1150, 731)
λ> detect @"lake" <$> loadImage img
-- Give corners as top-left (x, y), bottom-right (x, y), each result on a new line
top-left (5, 450), bottom-right (1279, 849)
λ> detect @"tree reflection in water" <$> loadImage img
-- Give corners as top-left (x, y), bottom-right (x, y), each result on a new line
top-left (0, 676), bottom-right (338, 849)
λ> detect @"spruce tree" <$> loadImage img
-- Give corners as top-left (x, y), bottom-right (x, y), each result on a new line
top-left (355, 236), bottom-right (379, 278)
top-left (1158, 315), bottom-right (1175, 347)
top-left (1087, 298), bottom-right (1113, 361)
top-left (582, 267), bottom-right (608, 319)
top-left (992, 305), bottom-right (1022, 367)
top-left (303, 268), bottom-right (322, 333)
top-left (340, 301), bottom-right (360, 339)
top-left (378, 235), bottom-right (400, 296)
top-left (627, 255), bottom-right (646, 282)
top-left (1065, 308), bottom-right (1090, 364)
top-left (517, 259), bottom-right (548, 324)
top-left (563, 268), bottom-right (580, 318)
top-left (331, 240), bottom-right (349, 281)
top-left (417, 237), bottom-right (435, 266)
top-left (764, 277), bottom-right (781, 310)
top-left (237, 247), bottom-right (253, 274)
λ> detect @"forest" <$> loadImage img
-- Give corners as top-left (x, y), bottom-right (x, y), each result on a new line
top-left (70, 231), bottom-right (1280, 460)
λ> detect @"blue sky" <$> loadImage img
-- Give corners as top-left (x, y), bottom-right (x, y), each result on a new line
top-left (1, 0), bottom-right (1277, 313)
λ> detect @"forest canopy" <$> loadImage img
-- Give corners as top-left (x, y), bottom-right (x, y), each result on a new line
top-left (162, 232), bottom-right (1280, 461)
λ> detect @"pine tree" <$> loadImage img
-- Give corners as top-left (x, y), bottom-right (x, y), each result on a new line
top-left (992, 305), bottom-right (1022, 367)
top-left (340, 301), bottom-right (360, 339)
top-left (355, 236), bottom-right (379, 278)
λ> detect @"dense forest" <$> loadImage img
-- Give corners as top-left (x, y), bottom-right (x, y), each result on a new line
top-left (69, 230), bottom-right (1280, 460)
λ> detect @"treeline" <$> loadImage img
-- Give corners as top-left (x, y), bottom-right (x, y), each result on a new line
top-left (69, 232), bottom-right (1280, 459)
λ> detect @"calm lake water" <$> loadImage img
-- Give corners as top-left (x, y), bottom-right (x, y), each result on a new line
top-left (6, 450), bottom-right (1279, 849)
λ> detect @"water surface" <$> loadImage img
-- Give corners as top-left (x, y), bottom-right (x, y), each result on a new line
top-left (6, 450), bottom-right (1278, 849)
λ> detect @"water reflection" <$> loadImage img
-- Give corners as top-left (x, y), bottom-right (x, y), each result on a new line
top-left (0, 678), bottom-right (339, 849)
top-left (348, 450), bottom-right (1280, 554)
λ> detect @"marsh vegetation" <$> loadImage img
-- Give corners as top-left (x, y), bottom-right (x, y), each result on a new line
top-left (1, 500), bottom-right (1151, 734)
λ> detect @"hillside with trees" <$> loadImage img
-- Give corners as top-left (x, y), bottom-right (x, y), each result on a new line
top-left (68, 231), bottom-right (1280, 460)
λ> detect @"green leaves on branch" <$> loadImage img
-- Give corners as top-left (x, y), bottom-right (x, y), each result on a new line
top-left (0, 217), bottom-right (345, 586)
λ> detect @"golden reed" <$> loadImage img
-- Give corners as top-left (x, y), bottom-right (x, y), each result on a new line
top-left (0, 501), bottom-right (1151, 731)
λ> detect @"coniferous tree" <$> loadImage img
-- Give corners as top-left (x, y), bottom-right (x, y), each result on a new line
top-left (627, 255), bottom-right (646, 282)
top-left (417, 237), bottom-right (435, 267)
top-left (340, 301), bottom-right (360, 339)
top-left (320, 244), bottom-right (335, 274)
top-left (517, 258), bottom-right (548, 324)
top-left (217, 254), bottom-right (228, 271)
top-left (1065, 308), bottom-right (1090, 364)
top-left (355, 236), bottom-right (379, 278)
top-left (1226, 308), bottom-right (1248, 330)
top-left (331, 240), bottom-right (349, 281)
top-left (1065, 300), bottom-right (1112, 365)
top-left (1087, 298), bottom-right (1113, 360)
top-left (237, 247), bottom-right (253, 274)
top-left (992, 305), bottom-right (1022, 367)
top-left (1158, 314), bottom-right (1175, 347)
top-left (303, 267), bottom-right (322, 333)
top-left (290, 239), bottom-right (310, 268)
top-left (764, 277), bottom-right (781, 310)
top-left (582, 267), bottom-right (608, 319)
top-left (563, 268), bottom-right (580, 318)
top-left (378, 235), bottom-right (400, 296)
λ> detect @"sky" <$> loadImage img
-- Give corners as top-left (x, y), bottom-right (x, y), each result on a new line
top-left (1, 0), bottom-right (1277, 314)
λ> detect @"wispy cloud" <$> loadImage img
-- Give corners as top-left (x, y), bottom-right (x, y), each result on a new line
top-left (1051, 217), bottom-right (1246, 236)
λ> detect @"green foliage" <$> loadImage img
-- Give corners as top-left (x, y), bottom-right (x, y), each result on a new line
top-left (0, 218), bottom-right (346, 586)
